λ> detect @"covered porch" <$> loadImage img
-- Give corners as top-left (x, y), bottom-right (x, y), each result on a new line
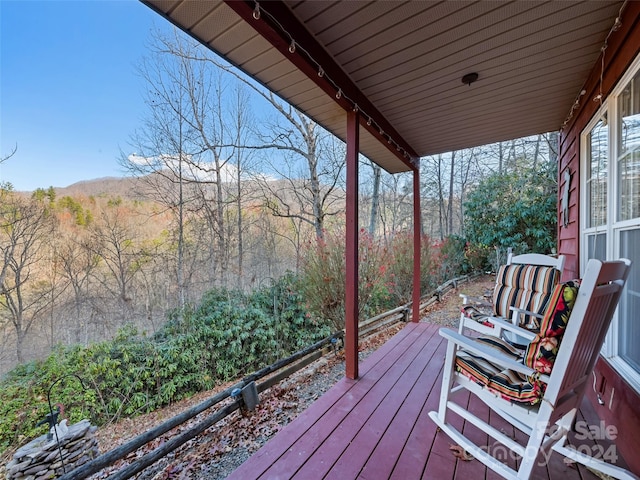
top-left (226, 322), bottom-right (624, 479)
top-left (143, 0), bottom-right (632, 381)
top-left (141, 1), bottom-right (640, 476)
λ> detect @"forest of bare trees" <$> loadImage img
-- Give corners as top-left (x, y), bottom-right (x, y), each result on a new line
top-left (0, 30), bottom-right (558, 376)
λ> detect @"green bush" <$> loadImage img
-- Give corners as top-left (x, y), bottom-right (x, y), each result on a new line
top-left (250, 272), bottom-right (331, 355)
top-left (436, 235), bottom-right (467, 280)
top-left (0, 282), bottom-right (330, 457)
top-left (463, 166), bottom-right (557, 254)
top-left (463, 242), bottom-right (492, 273)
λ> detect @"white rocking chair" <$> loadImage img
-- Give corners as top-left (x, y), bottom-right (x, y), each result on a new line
top-left (459, 253), bottom-right (566, 344)
top-left (430, 258), bottom-right (637, 480)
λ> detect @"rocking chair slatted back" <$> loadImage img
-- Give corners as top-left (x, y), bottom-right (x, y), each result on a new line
top-left (546, 260), bottom-right (630, 422)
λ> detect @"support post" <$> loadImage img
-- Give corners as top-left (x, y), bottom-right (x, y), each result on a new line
top-left (412, 165), bottom-right (421, 322)
top-left (345, 110), bottom-right (359, 379)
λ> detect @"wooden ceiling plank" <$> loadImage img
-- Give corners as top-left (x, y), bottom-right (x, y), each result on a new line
top-left (224, 0), bottom-right (419, 169)
top-left (143, 0), bottom-right (625, 162)
top-left (356, 5), bottom-right (615, 94)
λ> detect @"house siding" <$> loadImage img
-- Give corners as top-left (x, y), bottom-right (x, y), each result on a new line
top-left (558, 2), bottom-right (640, 474)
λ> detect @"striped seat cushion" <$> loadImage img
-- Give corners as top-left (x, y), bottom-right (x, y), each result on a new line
top-left (492, 264), bottom-right (561, 330)
top-left (455, 336), bottom-right (544, 405)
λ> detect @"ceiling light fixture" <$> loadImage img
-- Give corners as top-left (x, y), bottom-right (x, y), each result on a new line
top-left (461, 72), bottom-right (479, 86)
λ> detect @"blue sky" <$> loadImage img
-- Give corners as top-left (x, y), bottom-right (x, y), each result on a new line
top-left (1, 0), bottom-right (172, 191)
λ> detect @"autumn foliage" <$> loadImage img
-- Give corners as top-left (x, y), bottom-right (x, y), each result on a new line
top-left (299, 229), bottom-right (466, 331)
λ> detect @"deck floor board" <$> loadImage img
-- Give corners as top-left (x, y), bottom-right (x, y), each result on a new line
top-left (227, 322), bottom-right (625, 479)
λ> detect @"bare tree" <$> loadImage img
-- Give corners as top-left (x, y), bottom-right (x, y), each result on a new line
top-left (163, 39), bottom-right (347, 245)
top-left (0, 187), bottom-right (57, 362)
top-left (56, 234), bottom-right (100, 344)
top-left (447, 151), bottom-right (456, 235)
top-left (366, 160), bottom-right (382, 235)
top-left (123, 31), bottom-right (202, 305)
top-left (255, 100), bottom-right (346, 242)
top-left (89, 205), bottom-right (145, 326)
top-left (228, 85), bottom-right (258, 288)
top-left (455, 147), bottom-right (483, 237)
top-left (125, 30), bottom-right (260, 290)
top-left (378, 171), bottom-right (413, 238)
top-left (421, 154), bottom-right (448, 240)
top-left (1, 144), bottom-right (17, 165)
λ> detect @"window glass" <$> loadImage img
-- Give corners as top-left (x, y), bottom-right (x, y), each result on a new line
top-left (582, 57), bottom-right (640, 389)
top-left (619, 229), bottom-right (640, 372)
top-left (618, 72), bottom-right (640, 221)
top-left (587, 117), bottom-right (608, 227)
top-left (586, 232), bottom-right (606, 261)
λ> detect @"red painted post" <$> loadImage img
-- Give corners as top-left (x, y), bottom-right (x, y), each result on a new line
top-left (345, 110), bottom-right (359, 379)
top-left (412, 165), bottom-right (421, 322)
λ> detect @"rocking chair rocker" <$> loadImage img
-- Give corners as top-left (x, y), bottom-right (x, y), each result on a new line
top-left (430, 258), bottom-right (636, 479)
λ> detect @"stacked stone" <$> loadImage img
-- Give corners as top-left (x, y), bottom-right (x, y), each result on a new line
top-left (5, 420), bottom-right (98, 480)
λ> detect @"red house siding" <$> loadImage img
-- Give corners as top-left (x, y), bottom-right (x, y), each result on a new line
top-left (558, 2), bottom-right (640, 474)
top-left (586, 359), bottom-right (640, 474)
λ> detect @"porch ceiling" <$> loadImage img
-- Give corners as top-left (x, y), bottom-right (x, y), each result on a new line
top-left (143, 0), bottom-right (624, 173)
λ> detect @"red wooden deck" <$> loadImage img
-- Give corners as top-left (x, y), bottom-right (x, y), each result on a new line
top-left (227, 322), bottom-right (630, 479)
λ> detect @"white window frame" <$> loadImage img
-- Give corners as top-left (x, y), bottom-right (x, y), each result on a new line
top-left (580, 53), bottom-right (640, 393)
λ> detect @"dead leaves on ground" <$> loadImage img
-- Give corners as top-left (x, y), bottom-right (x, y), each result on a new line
top-left (118, 361), bottom-right (341, 479)
top-left (449, 444), bottom-right (474, 461)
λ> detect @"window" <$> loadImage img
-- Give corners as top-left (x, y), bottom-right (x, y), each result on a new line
top-left (586, 232), bottom-right (606, 261)
top-left (587, 116), bottom-right (608, 228)
top-left (619, 229), bottom-right (640, 372)
top-left (582, 56), bottom-right (640, 392)
top-left (618, 72), bottom-right (640, 221)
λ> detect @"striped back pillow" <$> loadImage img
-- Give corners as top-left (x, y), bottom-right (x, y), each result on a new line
top-left (492, 264), bottom-right (561, 328)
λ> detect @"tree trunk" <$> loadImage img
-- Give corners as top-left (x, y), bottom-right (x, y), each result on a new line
top-left (369, 162), bottom-right (381, 235)
top-left (436, 155), bottom-right (445, 240)
top-left (447, 151), bottom-right (455, 236)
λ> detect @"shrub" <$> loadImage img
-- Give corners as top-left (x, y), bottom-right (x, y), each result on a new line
top-left (463, 166), bottom-right (557, 254)
top-left (0, 282), bottom-right (330, 456)
top-left (299, 229), bottom-right (394, 331)
top-left (300, 230), bottom-right (446, 329)
top-left (249, 272), bottom-right (332, 354)
top-left (436, 235), bottom-right (467, 281)
top-left (464, 242), bottom-right (492, 273)
top-left (384, 232), bottom-right (437, 304)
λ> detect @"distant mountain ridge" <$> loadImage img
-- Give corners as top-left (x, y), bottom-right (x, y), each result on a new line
top-left (54, 176), bottom-right (147, 199)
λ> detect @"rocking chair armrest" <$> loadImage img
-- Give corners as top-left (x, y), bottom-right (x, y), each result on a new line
top-left (508, 306), bottom-right (544, 321)
top-left (459, 293), bottom-right (492, 308)
top-left (482, 315), bottom-right (537, 342)
top-left (439, 328), bottom-right (542, 379)
top-left (508, 306), bottom-right (543, 317)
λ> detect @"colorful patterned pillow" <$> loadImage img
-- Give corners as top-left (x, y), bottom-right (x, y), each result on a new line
top-left (524, 280), bottom-right (580, 374)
